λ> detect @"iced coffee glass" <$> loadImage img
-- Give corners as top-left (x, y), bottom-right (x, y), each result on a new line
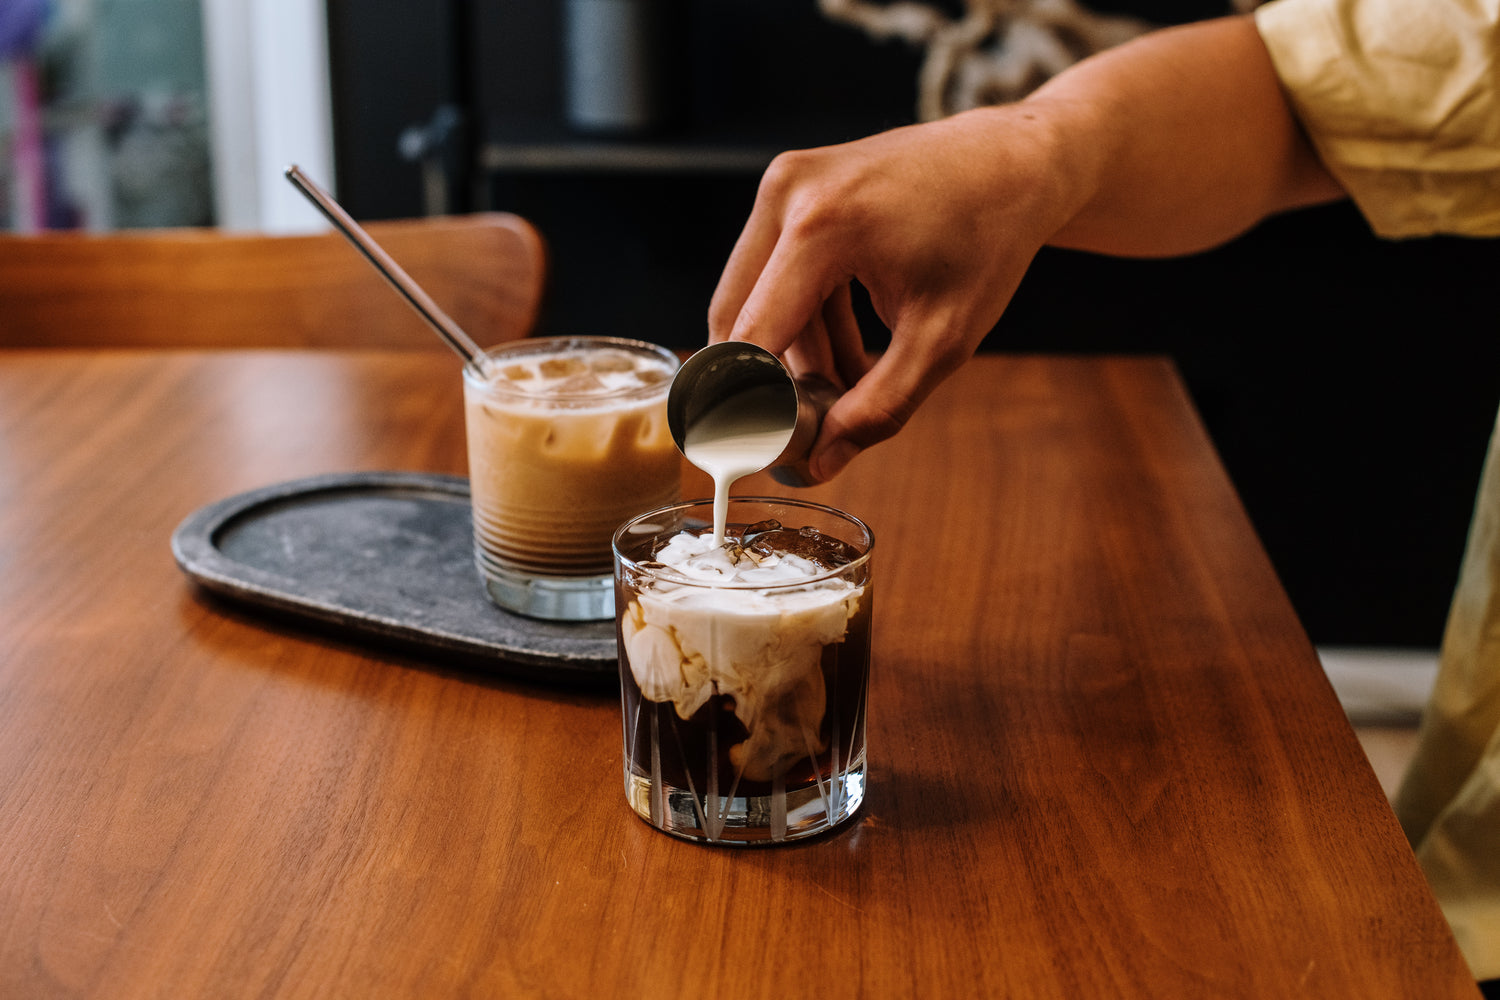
top-left (612, 497), bottom-right (874, 844)
top-left (463, 336), bottom-right (680, 621)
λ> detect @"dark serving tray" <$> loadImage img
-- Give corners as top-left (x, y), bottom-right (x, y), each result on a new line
top-left (170, 471), bottom-right (617, 682)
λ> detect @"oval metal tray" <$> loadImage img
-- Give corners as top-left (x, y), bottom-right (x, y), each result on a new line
top-left (170, 471), bottom-right (617, 683)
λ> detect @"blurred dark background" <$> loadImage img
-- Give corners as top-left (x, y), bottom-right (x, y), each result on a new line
top-left (325, 0), bottom-right (1500, 651)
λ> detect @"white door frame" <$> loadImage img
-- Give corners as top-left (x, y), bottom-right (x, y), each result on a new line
top-left (202, 0), bottom-right (335, 232)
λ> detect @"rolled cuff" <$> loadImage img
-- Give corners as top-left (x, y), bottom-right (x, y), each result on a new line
top-left (1255, 0), bottom-right (1500, 236)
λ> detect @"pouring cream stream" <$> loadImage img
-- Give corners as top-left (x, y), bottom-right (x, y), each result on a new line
top-left (680, 383), bottom-right (796, 543)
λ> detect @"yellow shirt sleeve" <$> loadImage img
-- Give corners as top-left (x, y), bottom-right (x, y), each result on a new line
top-left (1255, 0), bottom-right (1500, 237)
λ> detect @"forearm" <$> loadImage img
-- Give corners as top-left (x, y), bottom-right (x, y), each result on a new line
top-left (709, 15), bottom-right (1352, 480)
top-left (1022, 15), bottom-right (1346, 257)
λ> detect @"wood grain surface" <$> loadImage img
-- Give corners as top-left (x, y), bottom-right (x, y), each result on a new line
top-left (0, 349), bottom-right (1477, 999)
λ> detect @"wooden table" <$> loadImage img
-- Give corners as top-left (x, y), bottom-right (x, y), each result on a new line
top-left (0, 349), bottom-right (1478, 998)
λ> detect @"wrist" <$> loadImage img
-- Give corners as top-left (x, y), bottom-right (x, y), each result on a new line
top-left (943, 101), bottom-right (1110, 252)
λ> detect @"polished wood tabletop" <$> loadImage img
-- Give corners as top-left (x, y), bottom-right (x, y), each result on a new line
top-left (0, 348), bottom-right (1478, 998)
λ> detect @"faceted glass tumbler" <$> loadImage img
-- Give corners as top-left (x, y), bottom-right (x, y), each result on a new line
top-left (612, 497), bottom-right (874, 845)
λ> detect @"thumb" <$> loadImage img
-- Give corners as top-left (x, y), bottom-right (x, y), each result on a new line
top-left (805, 314), bottom-right (975, 482)
top-left (805, 350), bottom-right (924, 482)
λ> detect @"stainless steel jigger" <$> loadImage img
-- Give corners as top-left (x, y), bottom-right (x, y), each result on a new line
top-left (667, 342), bottom-right (839, 488)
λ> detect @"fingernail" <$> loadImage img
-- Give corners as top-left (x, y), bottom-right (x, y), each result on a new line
top-left (813, 439), bottom-right (858, 482)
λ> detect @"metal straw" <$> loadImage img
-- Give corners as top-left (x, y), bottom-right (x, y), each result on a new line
top-left (284, 164), bottom-right (490, 371)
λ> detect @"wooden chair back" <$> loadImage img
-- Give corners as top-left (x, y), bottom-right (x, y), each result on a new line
top-left (0, 214), bottom-right (548, 350)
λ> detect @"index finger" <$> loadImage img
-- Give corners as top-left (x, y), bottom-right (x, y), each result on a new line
top-left (707, 199), bottom-right (781, 344)
top-left (709, 153), bottom-right (849, 352)
top-left (722, 226), bottom-right (846, 357)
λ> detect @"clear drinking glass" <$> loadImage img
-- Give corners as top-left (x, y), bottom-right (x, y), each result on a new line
top-left (463, 336), bottom-right (680, 621)
top-left (612, 497), bottom-right (874, 844)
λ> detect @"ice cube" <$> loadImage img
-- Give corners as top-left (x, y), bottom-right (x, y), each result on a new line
top-left (539, 356), bottom-right (589, 379)
top-left (634, 367), bottom-right (669, 386)
top-left (737, 519), bottom-right (783, 542)
top-left (546, 372), bottom-right (608, 395)
top-left (745, 525), bottom-right (860, 569)
top-left (588, 351), bottom-right (636, 373)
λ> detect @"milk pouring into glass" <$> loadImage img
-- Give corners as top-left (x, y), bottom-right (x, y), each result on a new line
top-left (613, 344), bottom-right (873, 845)
top-left (666, 341), bottom-right (836, 526)
top-left (681, 383), bottom-right (796, 542)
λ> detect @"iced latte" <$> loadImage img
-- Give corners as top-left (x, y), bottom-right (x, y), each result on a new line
top-left (463, 337), bottom-right (679, 621)
top-left (613, 497), bottom-right (873, 844)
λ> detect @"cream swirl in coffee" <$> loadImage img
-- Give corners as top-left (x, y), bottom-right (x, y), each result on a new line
top-left (620, 523), bottom-right (863, 782)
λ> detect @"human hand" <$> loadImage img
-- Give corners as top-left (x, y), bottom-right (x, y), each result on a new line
top-left (708, 107), bottom-right (1078, 482)
top-left (708, 14), bottom-right (1340, 484)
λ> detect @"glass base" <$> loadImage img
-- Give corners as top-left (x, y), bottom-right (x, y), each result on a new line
top-left (476, 557), bottom-right (613, 622)
top-left (625, 761), bottom-right (866, 845)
